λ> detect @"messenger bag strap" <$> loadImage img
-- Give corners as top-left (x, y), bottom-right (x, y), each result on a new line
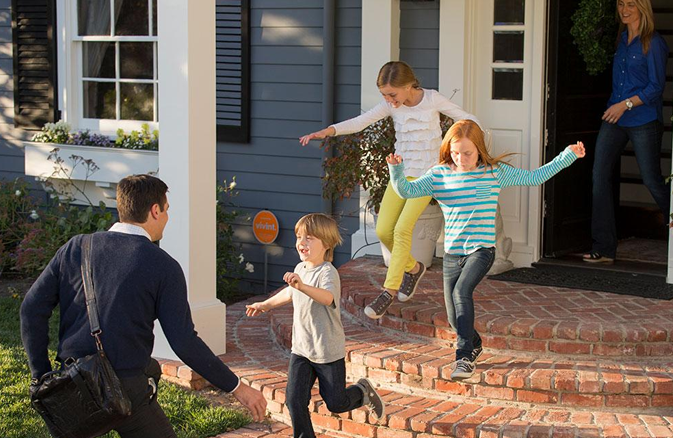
top-left (81, 234), bottom-right (104, 352)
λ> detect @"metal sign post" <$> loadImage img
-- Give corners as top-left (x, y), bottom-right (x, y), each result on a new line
top-left (252, 210), bottom-right (279, 293)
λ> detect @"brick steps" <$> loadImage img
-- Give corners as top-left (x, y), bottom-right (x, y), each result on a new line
top-left (188, 300), bottom-right (673, 438)
top-left (339, 257), bottom-right (673, 358)
top-left (267, 306), bottom-right (673, 412)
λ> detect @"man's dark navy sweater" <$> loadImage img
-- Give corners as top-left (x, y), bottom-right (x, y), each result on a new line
top-left (20, 231), bottom-right (239, 392)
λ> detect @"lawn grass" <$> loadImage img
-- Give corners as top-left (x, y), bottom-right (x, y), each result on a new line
top-left (0, 294), bottom-right (250, 438)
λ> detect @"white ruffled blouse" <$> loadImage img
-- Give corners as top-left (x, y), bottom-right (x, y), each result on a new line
top-left (331, 89), bottom-right (480, 177)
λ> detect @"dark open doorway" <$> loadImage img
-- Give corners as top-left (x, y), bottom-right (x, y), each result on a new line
top-left (543, 0), bottom-right (671, 273)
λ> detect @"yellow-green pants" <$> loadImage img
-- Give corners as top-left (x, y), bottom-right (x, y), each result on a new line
top-left (376, 178), bottom-right (432, 291)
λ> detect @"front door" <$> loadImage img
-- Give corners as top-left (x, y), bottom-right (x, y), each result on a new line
top-left (471, 0), bottom-right (546, 264)
top-left (543, 0), bottom-right (613, 256)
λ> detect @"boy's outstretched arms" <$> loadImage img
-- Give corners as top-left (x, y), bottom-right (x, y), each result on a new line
top-left (283, 272), bottom-right (334, 306)
top-left (245, 288), bottom-right (292, 316)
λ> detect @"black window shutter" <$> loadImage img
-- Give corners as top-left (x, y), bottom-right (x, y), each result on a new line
top-left (11, 0), bottom-right (58, 130)
top-left (216, 0), bottom-right (250, 143)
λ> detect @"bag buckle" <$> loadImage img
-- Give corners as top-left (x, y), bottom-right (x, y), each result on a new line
top-left (91, 330), bottom-right (103, 351)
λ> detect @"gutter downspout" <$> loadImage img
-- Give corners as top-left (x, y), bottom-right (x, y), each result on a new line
top-left (322, 0), bottom-right (335, 215)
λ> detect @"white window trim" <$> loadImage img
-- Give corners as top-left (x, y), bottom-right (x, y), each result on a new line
top-left (56, 0), bottom-right (159, 137)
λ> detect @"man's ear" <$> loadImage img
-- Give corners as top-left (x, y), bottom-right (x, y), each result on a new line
top-left (149, 203), bottom-right (161, 220)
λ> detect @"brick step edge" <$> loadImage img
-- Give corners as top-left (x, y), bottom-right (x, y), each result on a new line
top-left (266, 311), bottom-right (673, 411)
top-left (341, 296), bottom-right (673, 358)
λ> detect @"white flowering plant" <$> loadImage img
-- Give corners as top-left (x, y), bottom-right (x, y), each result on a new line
top-left (216, 177), bottom-right (252, 302)
top-left (0, 150), bottom-right (114, 277)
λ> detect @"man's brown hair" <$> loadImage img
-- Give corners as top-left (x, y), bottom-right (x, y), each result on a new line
top-left (116, 174), bottom-right (168, 223)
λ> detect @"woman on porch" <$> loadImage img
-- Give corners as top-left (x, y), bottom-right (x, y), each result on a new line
top-left (585, 0), bottom-right (670, 264)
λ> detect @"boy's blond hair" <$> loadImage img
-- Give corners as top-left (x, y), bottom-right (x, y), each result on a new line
top-left (294, 213), bottom-right (343, 262)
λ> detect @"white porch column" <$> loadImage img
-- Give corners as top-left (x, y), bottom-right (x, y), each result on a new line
top-left (438, 0), bottom-right (467, 107)
top-left (352, 0), bottom-right (400, 258)
top-left (153, 0), bottom-right (226, 359)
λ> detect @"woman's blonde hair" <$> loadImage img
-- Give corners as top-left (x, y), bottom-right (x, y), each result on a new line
top-left (377, 61), bottom-right (421, 89)
top-left (615, 0), bottom-right (655, 54)
top-left (295, 213), bottom-right (343, 262)
top-left (439, 120), bottom-right (515, 171)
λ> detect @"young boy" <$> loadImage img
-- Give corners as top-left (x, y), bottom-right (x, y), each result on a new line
top-left (246, 213), bottom-right (385, 437)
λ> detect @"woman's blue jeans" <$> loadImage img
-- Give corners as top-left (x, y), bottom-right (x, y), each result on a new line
top-left (443, 247), bottom-right (495, 360)
top-left (591, 120), bottom-right (668, 258)
top-left (286, 354), bottom-right (364, 438)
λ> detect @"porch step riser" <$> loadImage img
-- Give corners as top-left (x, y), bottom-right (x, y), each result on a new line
top-left (342, 298), bottom-right (673, 358)
top-left (270, 315), bottom-right (673, 411)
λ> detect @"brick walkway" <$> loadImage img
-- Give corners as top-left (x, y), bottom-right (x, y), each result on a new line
top-left (160, 257), bottom-right (673, 438)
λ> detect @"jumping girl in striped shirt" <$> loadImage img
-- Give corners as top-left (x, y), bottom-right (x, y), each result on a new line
top-left (387, 119), bottom-right (585, 380)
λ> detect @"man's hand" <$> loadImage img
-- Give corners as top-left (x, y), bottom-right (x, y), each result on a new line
top-left (245, 302), bottom-right (268, 317)
top-left (232, 383), bottom-right (267, 422)
top-left (283, 272), bottom-right (304, 291)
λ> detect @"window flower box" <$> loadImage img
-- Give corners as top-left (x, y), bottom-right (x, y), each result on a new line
top-left (24, 142), bottom-right (159, 208)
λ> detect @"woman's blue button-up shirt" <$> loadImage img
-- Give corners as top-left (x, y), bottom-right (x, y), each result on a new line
top-left (608, 30), bottom-right (669, 127)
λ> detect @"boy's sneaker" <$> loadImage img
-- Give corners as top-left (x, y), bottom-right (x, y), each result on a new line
top-left (364, 291), bottom-right (394, 319)
top-left (471, 345), bottom-right (483, 363)
top-left (357, 378), bottom-right (385, 422)
top-left (397, 262), bottom-right (426, 303)
top-left (450, 357), bottom-right (476, 380)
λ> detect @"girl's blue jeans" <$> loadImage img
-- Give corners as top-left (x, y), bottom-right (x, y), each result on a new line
top-left (443, 247), bottom-right (495, 360)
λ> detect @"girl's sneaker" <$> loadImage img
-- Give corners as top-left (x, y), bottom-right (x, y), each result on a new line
top-left (357, 378), bottom-right (385, 422)
top-left (397, 262), bottom-right (426, 303)
top-left (450, 357), bottom-right (476, 380)
top-left (364, 291), bottom-right (394, 319)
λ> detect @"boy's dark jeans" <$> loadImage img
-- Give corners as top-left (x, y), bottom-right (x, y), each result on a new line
top-left (443, 247), bottom-right (495, 360)
top-left (286, 354), bottom-right (364, 438)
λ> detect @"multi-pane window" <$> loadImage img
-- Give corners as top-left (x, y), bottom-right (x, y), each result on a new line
top-left (76, 0), bottom-right (158, 123)
top-left (492, 0), bottom-right (525, 100)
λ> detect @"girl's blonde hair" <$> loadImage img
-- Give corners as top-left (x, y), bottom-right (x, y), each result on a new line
top-left (615, 0), bottom-right (655, 54)
top-left (439, 120), bottom-right (515, 171)
top-left (295, 213), bottom-right (343, 262)
top-left (377, 61), bottom-right (421, 89)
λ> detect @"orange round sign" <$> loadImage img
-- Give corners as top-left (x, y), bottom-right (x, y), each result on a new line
top-left (252, 210), bottom-right (279, 244)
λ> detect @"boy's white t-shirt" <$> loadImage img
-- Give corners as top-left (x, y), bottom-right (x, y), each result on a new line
top-left (290, 261), bottom-right (345, 364)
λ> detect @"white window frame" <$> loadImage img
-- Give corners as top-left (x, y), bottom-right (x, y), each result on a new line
top-left (57, 0), bottom-right (159, 137)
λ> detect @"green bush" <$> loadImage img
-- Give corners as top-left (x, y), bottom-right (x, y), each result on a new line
top-left (216, 178), bottom-right (251, 302)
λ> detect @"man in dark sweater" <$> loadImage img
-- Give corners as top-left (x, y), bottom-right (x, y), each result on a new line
top-left (21, 174), bottom-right (266, 438)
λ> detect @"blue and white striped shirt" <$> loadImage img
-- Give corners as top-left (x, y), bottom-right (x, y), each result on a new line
top-left (389, 148), bottom-right (577, 256)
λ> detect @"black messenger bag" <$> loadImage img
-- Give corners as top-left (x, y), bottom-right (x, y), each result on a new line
top-left (29, 234), bottom-right (132, 438)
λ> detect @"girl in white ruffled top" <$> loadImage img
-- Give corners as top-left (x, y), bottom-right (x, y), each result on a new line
top-left (300, 61), bottom-right (480, 320)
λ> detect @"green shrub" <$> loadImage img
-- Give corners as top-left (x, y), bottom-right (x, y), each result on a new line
top-left (216, 178), bottom-right (251, 302)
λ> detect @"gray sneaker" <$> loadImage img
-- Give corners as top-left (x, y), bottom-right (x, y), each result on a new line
top-left (357, 378), bottom-right (385, 422)
top-left (450, 357), bottom-right (476, 380)
top-left (364, 291), bottom-right (394, 319)
top-left (397, 262), bottom-right (426, 303)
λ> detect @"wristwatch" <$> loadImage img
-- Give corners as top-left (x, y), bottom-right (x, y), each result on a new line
top-left (625, 98), bottom-right (633, 111)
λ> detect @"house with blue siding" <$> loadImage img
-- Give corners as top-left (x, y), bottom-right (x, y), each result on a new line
top-left (0, 0), bottom-right (672, 357)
